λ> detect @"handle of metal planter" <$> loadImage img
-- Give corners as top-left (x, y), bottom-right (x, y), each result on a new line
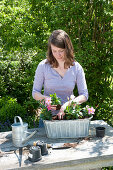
top-left (14, 116), bottom-right (23, 126)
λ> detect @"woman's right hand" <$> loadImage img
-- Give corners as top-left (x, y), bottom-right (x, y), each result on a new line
top-left (57, 108), bottom-right (65, 120)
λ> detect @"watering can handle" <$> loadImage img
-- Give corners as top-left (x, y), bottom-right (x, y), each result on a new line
top-left (14, 116), bottom-right (23, 126)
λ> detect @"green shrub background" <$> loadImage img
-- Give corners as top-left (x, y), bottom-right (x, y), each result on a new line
top-left (0, 0), bottom-right (113, 130)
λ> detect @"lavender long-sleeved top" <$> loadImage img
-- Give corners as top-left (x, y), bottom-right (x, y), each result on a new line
top-left (32, 59), bottom-right (88, 104)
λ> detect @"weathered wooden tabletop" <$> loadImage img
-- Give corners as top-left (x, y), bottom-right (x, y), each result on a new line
top-left (0, 120), bottom-right (113, 170)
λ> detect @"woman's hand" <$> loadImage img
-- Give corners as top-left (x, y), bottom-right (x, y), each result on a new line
top-left (50, 105), bottom-right (57, 110)
top-left (57, 101), bottom-right (69, 119)
top-left (57, 109), bottom-right (65, 120)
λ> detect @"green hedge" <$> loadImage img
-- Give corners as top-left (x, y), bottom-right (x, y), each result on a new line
top-left (0, 0), bottom-right (112, 128)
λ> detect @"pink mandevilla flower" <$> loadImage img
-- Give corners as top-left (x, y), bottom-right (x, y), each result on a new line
top-left (88, 107), bottom-right (95, 114)
top-left (45, 97), bottom-right (52, 105)
top-left (47, 105), bottom-right (51, 111)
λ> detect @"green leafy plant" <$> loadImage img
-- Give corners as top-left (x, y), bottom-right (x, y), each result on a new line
top-left (50, 93), bottom-right (61, 105)
top-left (39, 93), bottom-right (61, 120)
top-left (39, 106), bottom-right (52, 120)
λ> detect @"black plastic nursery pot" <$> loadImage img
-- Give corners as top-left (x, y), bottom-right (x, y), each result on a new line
top-left (96, 127), bottom-right (105, 138)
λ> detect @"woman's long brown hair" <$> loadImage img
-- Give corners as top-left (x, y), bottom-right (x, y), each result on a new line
top-left (46, 30), bottom-right (75, 68)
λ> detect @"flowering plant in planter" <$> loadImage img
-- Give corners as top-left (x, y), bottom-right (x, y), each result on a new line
top-left (39, 93), bottom-right (95, 121)
top-left (40, 94), bottom-right (96, 138)
top-left (38, 93), bottom-right (61, 120)
top-left (64, 102), bottom-right (95, 120)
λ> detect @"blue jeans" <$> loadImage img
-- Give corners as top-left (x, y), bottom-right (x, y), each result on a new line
top-left (38, 119), bottom-right (44, 128)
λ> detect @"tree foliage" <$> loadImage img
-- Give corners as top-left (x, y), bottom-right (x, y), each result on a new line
top-left (0, 0), bottom-right (113, 127)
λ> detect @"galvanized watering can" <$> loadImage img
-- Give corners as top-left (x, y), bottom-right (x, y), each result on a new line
top-left (11, 116), bottom-right (37, 147)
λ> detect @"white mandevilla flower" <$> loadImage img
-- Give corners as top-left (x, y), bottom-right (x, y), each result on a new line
top-left (83, 107), bottom-right (86, 111)
top-left (76, 101), bottom-right (79, 105)
top-left (79, 112), bottom-right (83, 116)
top-left (70, 95), bottom-right (75, 100)
top-left (86, 105), bottom-right (90, 109)
top-left (67, 97), bottom-right (70, 101)
top-left (73, 106), bottom-right (76, 109)
top-left (72, 110), bottom-right (75, 114)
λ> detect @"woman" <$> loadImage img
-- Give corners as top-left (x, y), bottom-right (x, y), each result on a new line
top-left (32, 29), bottom-right (88, 120)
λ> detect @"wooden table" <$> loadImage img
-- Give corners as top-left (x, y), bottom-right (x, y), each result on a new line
top-left (0, 120), bottom-right (113, 170)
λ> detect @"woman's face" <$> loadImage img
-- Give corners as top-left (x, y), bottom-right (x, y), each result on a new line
top-left (51, 44), bottom-right (65, 62)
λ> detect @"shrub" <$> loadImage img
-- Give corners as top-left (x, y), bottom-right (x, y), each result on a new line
top-left (0, 97), bottom-right (26, 124)
top-left (0, 120), bottom-right (12, 132)
top-left (23, 97), bottom-right (39, 115)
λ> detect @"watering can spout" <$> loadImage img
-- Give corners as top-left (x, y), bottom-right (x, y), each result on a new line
top-left (22, 130), bottom-right (37, 145)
